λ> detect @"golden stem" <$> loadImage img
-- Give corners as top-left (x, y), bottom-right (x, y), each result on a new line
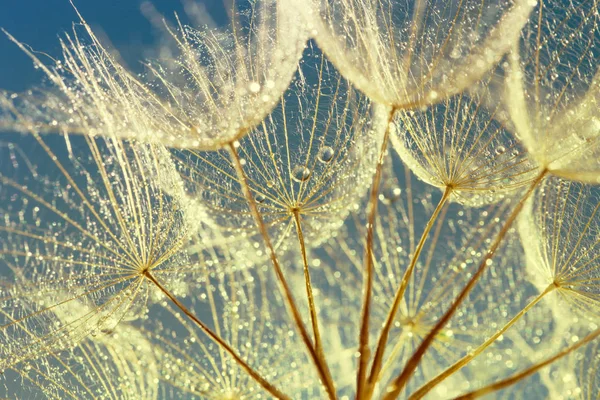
top-left (292, 209), bottom-right (331, 379)
top-left (409, 283), bottom-right (556, 399)
top-left (227, 143), bottom-right (337, 399)
top-left (382, 168), bottom-right (549, 400)
top-left (365, 185), bottom-right (452, 397)
top-left (356, 107), bottom-right (395, 399)
top-left (143, 270), bottom-right (289, 400)
top-left (453, 327), bottom-right (600, 400)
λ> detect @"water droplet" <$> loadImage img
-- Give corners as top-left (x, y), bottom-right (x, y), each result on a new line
top-left (318, 146), bottom-right (334, 163)
top-left (495, 146), bottom-right (506, 155)
top-left (249, 82), bottom-right (261, 93)
top-left (266, 180), bottom-right (275, 188)
top-left (292, 165), bottom-right (311, 182)
top-left (255, 193), bottom-right (266, 203)
top-left (382, 187), bottom-right (402, 203)
top-left (450, 47), bottom-right (462, 59)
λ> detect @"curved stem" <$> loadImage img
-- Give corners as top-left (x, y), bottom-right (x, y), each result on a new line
top-left (144, 270), bottom-right (289, 400)
top-left (382, 169), bottom-right (549, 400)
top-left (356, 107), bottom-right (395, 398)
top-left (365, 185), bottom-right (452, 397)
top-left (453, 327), bottom-right (600, 400)
top-left (292, 209), bottom-right (330, 377)
top-left (227, 143), bottom-right (337, 399)
top-left (409, 283), bottom-right (555, 400)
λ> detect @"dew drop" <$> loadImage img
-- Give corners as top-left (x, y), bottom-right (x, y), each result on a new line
top-left (292, 165), bottom-right (311, 182)
top-left (249, 82), bottom-right (261, 93)
top-left (255, 193), bottom-right (266, 203)
top-left (266, 180), bottom-right (275, 188)
top-left (450, 47), bottom-right (462, 59)
top-left (382, 187), bottom-right (402, 203)
top-left (318, 146), bottom-right (335, 163)
top-left (495, 146), bottom-right (506, 155)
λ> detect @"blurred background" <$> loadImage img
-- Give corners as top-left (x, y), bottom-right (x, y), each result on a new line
top-left (0, 0), bottom-right (230, 92)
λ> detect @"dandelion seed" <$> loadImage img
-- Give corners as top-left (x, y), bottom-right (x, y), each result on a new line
top-left (0, 135), bottom-right (194, 369)
top-left (0, 301), bottom-right (158, 400)
top-left (519, 177), bottom-right (600, 321)
top-left (171, 49), bottom-right (384, 249)
top-left (303, 0), bottom-right (537, 108)
top-left (0, 0), bottom-right (309, 150)
top-left (504, 0), bottom-right (600, 183)
top-left (391, 79), bottom-right (538, 207)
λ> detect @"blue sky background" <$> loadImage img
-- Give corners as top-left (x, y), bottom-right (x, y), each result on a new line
top-left (0, 0), bottom-right (228, 92)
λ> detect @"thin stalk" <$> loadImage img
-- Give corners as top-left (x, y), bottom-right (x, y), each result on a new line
top-left (382, 169), bottom-right (549, 400)
top-left (365, 185), bottom-right (452, 397)
top-left (227, 143), bottom-right (337, 399)
top-left (292, 209), bottom-right (330, 379)
top-left (143, 270), bottom-right (289, 400)
top-left (453, 327), bottom-right (600, 400)
top-left (356, 107), bottom-right (395, 398)
top-left (409, 283), bottom-right (556, 400)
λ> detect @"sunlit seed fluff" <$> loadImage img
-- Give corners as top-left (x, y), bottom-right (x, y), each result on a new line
top-left (0, 0), bottom-right (309, 151)
top-left (0, 299), bottom-right (158, 400)
top-left (519, 177), bottom-right (600, 322)
top-left (149, 267), bottom-right (321, 399)
top-left (391, 78), bottom-right (539, 207)
top-left (504, 0), bottom-right (600, 183)
top-left (302, 0), bottom-right (537, 108)
top-left (0, 1), bottom-right (598, 398)
top-left (0, 135), bottom-right (196, 369)
top-left (170, 47), bottom-right (385, 251)
top-left (575, 339), bottom-right (600, 399)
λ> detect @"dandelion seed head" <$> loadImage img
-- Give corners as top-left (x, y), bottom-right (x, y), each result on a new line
top-left (170, 49), bottom-right (384, 250)
top-left (0, 0), bottom-right (310, 151)
top-left (303, 0), bottom-right (537, 107)
top-left (0, 299), bottom-right (158, 399)
top-left (504, 0), bottom-right (600, 183)
top-left (391, 85), bottom-right (538, 207)
top-left (0, 135), bottom-right (199, 369)
top-left (520, 177), bottom-right (600, 322)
